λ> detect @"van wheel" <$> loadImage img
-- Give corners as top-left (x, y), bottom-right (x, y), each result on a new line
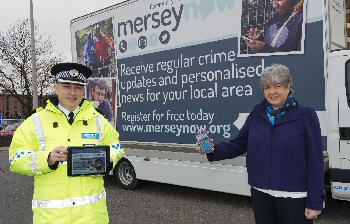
top-left (114, 158), bottom-right (140, 190)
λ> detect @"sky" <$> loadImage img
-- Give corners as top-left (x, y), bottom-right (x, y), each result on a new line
top-left (0, 0), bottom-right (125, 61)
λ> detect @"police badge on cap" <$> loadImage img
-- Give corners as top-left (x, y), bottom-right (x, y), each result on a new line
top-left (51, 63), bottom-right (92, 86)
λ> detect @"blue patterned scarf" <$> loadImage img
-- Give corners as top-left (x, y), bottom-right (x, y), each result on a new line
top-left (266, 94), bottom-right (298, 126)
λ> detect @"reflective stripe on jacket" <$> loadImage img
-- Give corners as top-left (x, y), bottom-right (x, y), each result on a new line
top-left (9, 99), bottom-right (124, 224)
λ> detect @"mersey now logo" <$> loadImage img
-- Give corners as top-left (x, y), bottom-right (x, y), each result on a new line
top-left (117, 0), bottom-right (235, 53)
top-left (117, 0), bottom-right (235, 38)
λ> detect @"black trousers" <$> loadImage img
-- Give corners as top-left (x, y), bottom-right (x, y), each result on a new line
top-left (251, 187), bottom-right (313, 224)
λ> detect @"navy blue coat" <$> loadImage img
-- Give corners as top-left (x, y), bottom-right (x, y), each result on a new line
top-left (207, 99), bottom-right (325, 210)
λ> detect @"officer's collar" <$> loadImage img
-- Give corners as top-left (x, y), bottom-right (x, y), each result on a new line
top-left (58, 103), bottom-right (80, 119)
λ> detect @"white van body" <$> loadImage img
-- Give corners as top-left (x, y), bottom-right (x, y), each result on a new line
top-left (71, 0), bottom-right (350, 201)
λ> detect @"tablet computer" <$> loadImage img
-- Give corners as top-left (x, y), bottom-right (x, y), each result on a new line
top-left (67, 145), bottom-right (110, 177)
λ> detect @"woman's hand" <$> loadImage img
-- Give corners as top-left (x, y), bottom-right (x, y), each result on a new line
top-left (305, 208), bottom-right (321, 219)
top-left (195, 142), bottom-right (203, 154)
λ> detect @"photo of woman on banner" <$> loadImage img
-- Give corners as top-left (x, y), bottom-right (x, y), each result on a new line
top-left (241, 0), bottom-right (305, 54)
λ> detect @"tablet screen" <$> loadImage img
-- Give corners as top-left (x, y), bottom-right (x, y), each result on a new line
top-left (67, 145), bottom-right (110, 176)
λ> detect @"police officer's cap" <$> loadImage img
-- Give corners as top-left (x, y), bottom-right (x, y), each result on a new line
top-left (51, 63), bottom-right (92, 86)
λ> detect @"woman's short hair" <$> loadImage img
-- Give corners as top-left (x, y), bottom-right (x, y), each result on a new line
top-left (260, 64), bottom-right (293, 92)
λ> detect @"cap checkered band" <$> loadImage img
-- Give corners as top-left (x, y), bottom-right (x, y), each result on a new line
top-left (55, 69), bottom-right (86, 82)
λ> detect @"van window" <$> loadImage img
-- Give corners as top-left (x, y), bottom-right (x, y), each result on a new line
top-left (346, 61), bottom-right (350, 108)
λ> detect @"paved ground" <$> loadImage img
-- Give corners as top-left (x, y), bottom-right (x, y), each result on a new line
top-left (1, 149), bottom-right (350, 224)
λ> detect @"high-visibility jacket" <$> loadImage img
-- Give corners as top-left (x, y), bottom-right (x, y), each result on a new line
top-left (9, 99), bottom-right (124, 224)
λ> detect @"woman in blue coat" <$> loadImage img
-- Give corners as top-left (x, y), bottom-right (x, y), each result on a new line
top-left (197, 64), bottom-right (325, 223)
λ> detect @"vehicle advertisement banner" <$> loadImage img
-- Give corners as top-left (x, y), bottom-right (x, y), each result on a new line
top-left (71, 0), bottom-right (325, 144)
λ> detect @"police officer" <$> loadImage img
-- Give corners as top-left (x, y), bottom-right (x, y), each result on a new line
top-left (9, 63), bottom-right (124, 224)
